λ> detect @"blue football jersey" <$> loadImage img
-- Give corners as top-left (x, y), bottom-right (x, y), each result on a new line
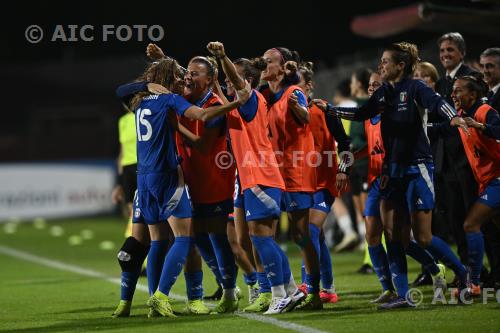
top-left (135, 93), bottom-right (192, 174)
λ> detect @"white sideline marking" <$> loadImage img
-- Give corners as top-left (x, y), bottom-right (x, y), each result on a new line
top-left (0, 245), bottom-right (328, 333)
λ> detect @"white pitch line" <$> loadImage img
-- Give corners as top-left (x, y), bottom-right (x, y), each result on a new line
top-left (0, 245), bottom-right (328, 333)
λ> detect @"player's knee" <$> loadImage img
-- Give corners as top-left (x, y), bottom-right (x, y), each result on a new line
top-left (464, 218), bottom-right (480, 233)
top-left (117, 236), bottom-right (149, 272)
top-left (365, 232), bottom-right (381, 247)
top-left (414, 235), bottom-right (432, 248)
top-left (292, 233), bottom-right (310, 248)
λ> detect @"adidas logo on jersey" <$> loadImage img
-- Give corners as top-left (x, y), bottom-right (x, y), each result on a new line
top-left (214, 206), bottom-right (222, 213)
top-left (318, 202), bottom-right (327, 208)
top-left (246, 210), bottom-right (251, 217)
top-left (416, 198), bottom-right (423, 205)
top-left (481, 194), bottom-right (488, 200)
top-left (289, 201), bottom-right (298, 208)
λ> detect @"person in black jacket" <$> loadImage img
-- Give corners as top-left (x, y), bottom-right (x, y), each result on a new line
top-left (479, 47), bottom-right (500, 289)
top-left (480, 48), bottom-right (500, 111)
top-left (429, 33), bottom-right (479, 289)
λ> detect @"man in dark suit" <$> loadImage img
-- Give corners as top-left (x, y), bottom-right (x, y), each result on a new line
top-left (479, 47), bottom-right (500, 289)
top-left (480, 47), bottom-right (500, 111)
top-left (413, 32), bottom-right (479, 287)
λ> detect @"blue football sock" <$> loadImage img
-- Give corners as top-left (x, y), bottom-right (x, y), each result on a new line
top-left (386, 241), bottom-right (408, 298)
top-left (406, 240), bottom-right (439, 275)
top-left (319, 234), bottom-right (334, 290)
top-left (209, 233), bottom-right (237, 289)
top-left (301, 262), bottom-right (306, 284)
top-left (243, 271), bottom-right (257, 286)
top-left (121, 271), bottom-right (140, 301)
top-left (427, 236), bottom-right (466, 282)
top-left (194, 232), bottom-right (223, 285)
top-left (271, 241), bottom-right (292, 285)
top-left (158, 236), bottom-right (192, 295)
top-left (306, 224), bottom-right (322, 293)
top-left (257, 271), bottom-right (271, 293)
top-left (147, 239), bottom-right (169, 295)
top-left (184, 270), bottom-right (203, 300)
top-left (251, 235), bottom-right (284, 287)
top-left (368, 244), bottom-right (394, 292)
top-left (466, 232), bottom-right (484, 285)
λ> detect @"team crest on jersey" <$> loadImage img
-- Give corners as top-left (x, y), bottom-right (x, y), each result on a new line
top-left (134, 208), bottom-right (141, 218)
top-left (400, 91), bottom-right (408, 102)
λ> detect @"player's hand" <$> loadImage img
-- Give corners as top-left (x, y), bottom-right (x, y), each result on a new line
top-left (146, 43), bottom-right (165, 60)
top-left (235, 80), bottom-right (251, 105)
top-left (111, 185), bottom-right (124, 204)
top-left (206, 42), bottom-right (226, 58)
top-left (288, 92), bottom-right (300, 111)
top-left (463, 117), bottom-right (484, 130)
top-left (450, 116), bottom-right (470, 136)
top-left (312, 99), bottom-right (328, 112)
top-left (336, 173), bottom-right (349, 193)
top-left (147, 83), bottom-right (170, 95)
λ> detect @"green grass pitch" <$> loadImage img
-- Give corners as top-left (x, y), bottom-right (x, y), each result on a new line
top-left (0, 217), bottom-right (499, 332)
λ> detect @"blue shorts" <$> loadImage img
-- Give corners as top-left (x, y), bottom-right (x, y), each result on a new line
top-left (133, 170), bottom-right (192, 224)
top-left (234, 176), bottom-right (243, 209)
top-left (364, 177), bottom-right (382, 218)
top-left (477, 178), bottom-right (500, 209)
top-left (382, 163), bottom-right (435, 213)
top-left (242, 185), bottom-right (282, 221)
top-left (311, 189), bottom-right (335, 213)
top-left (280, 191), bottom-right (313, 212)
top-left (192, 199), bottom-right (233, 219)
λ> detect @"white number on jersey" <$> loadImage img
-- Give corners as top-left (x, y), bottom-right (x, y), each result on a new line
top-left (136, 108), bottom-right (152, 142)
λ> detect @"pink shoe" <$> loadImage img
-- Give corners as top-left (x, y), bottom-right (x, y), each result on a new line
top-left (298, 283), bottom-right (308, 295)
top-left (320, 290), bottom-right (339, 303)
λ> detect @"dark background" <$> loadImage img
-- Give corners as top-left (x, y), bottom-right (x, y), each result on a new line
top-left (1, 0), bottom-right (496, 161)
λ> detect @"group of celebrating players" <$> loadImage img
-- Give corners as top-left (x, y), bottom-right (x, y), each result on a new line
top-left (109, 35), bottom-right (500, 318)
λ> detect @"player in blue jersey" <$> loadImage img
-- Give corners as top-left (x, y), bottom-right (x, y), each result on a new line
top-left (121, 57), bottom-right (249, 317)
top-left (314, 42), bottom-right (469, 309)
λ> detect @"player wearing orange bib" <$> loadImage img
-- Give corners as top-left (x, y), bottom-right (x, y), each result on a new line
top-left (452, 74), bottom-right (500, 296)
top-left (295, 62), bottom-right (350, 304)
top-left (207, 42), bottom-right (306, 314)
top-left (260, 47), bottom-right (322, 310)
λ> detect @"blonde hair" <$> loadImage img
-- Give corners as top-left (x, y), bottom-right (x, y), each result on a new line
top-left (416, 61), bottom-right (440, 83)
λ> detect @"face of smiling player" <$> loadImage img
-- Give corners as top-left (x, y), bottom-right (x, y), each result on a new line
top-left (451, 79), bottom-right (477, 111)
top-left (184, 61), bottom-right (213, 102)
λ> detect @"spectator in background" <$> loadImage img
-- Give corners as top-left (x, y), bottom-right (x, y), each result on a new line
top-left (111, 106), bottom-right (138, 238)
top-left (350, 69), bottom-right (374, 273)
top-left (433, 32), bottom-right (479, 286)
top-left (480, 48), bottom-right (500, 111)
top-left (330, 79), bottom-right (360, 254)
top-left (414, 61), bottom-right (439, 91)
top-left (479, 47), bottom-right (500, 289)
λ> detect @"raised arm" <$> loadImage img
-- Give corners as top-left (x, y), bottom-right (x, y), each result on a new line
top-left (207, 42), bottom-right (245, 91)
